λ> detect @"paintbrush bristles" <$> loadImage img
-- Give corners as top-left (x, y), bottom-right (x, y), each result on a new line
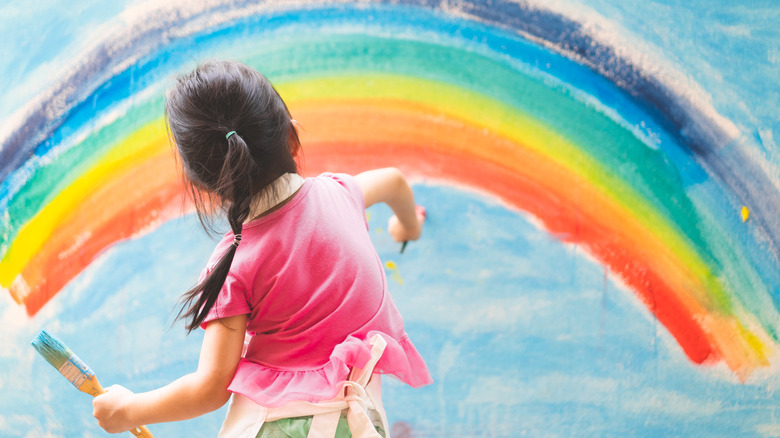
top-left (31, 329), bottom-right (72, 369)
top-left (31, 329), bottom-right (96, 391)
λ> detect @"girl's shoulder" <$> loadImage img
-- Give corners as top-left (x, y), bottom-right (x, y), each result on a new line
top-left (312, 172), bottom-right (363, 205)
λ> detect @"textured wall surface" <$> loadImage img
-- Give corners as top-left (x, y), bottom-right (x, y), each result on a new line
top-left (1, 1), bottom-right (779, 436)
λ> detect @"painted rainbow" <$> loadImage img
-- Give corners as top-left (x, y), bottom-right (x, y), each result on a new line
top-left (2, 1), bottom-right (779, 379)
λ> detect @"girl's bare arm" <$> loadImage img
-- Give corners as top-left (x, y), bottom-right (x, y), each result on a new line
top-left (93, 314), bottom-right (247, 432)
top-left (355, 167), bottom-right (424, 242)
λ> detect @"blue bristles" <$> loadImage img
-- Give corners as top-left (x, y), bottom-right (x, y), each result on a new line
top-left (31, 329), bottom-right (96, 390)
top-left (31, 329), bottom-right (72, 369)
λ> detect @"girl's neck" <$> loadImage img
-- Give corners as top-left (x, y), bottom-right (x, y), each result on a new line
top-left (245, 173), bottom-right (304, 223)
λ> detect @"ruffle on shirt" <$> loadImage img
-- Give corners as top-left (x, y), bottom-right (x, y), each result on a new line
top-left (228, 331), bottom-right (433, 407)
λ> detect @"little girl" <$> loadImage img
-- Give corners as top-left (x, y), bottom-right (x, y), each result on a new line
top-left (92, 60), bottom-right (432, 437)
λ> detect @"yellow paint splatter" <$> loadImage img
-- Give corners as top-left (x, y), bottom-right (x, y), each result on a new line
top-left (385, 260), bottom-right (403, 285)
top-left (741, 206), bottom-right (750, 222)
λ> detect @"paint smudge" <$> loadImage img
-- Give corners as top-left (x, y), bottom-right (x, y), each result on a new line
top-left (385, 260), bottom-right (404, 285)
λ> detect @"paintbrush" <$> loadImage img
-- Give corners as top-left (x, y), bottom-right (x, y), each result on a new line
top-left (31, 329), bottom-right (154, 438)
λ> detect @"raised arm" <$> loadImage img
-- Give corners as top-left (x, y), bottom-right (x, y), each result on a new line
top-left (354, 167), bottom-right (424, 243)
top-left (93, 314), bottom-right (247, 433)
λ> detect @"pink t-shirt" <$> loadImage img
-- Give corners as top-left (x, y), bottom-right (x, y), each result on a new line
top-left (201, 173), bottom-right (432, 407)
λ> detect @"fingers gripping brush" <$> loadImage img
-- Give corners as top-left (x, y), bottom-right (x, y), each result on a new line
top-left (31, 330), bottom-right (154, 438)
top-left (401, 205), bottom-right (427, 254)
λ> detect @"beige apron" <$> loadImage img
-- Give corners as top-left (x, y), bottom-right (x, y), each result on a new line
top-left (218, 334), bottom-right (390, 438)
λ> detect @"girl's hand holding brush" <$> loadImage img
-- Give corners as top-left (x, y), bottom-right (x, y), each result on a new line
top-left (93, 385), bottom-right (139, 434)
top-left (353, 167), bottom-right (426, 253)
top-left (390, 205), bottom-right (426, 252)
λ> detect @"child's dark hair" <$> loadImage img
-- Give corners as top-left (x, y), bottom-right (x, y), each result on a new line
top-left (166, 60), bottom-right (299, 332)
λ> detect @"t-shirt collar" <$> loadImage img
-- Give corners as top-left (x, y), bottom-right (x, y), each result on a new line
top-left (250, 173), bottom-right (305, 217)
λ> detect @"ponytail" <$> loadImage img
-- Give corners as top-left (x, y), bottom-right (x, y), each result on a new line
top-left (177, 131), bottom-right (255, 332)
top-left (167, 60), bottom-right (299, 333)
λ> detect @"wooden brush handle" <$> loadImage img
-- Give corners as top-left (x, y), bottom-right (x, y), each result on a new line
top-left (77, 373), bottom-right (105, 396)
top-left (79, 375), bottom-right (155, 437)
top-left (129, 425), bottom-right (154, 438)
